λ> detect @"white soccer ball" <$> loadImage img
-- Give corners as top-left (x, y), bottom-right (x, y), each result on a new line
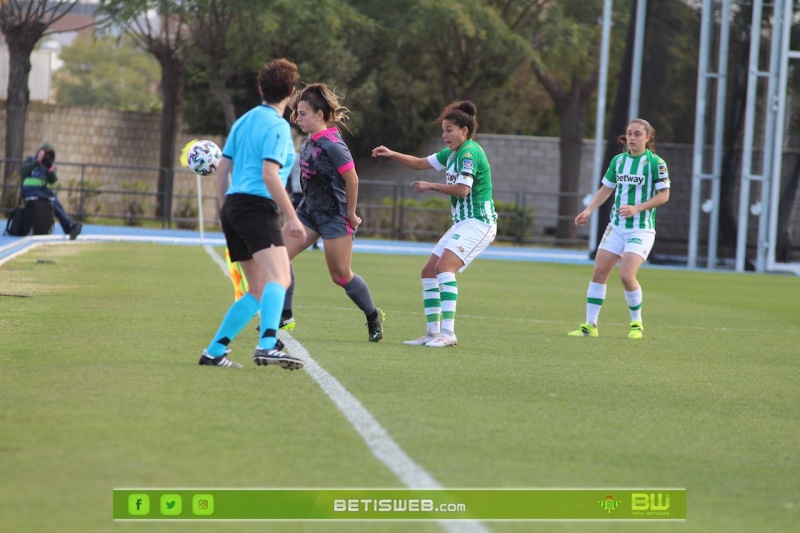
top-left (187, 140), bottom-right (222, 176)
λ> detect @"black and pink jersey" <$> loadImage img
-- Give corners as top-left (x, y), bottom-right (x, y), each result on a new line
top-left (298, 127), bottom-right (354, 215)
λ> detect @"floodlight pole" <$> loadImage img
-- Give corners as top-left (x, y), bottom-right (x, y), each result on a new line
top-left (689, 0), bottom-right (731, 269)
top-left (629, 0), bottom-right (647, 120)
top-left (737, 0), bottom-right (785, 273)
top-left (688, 0), bottom-right (712, 269)
top-left (590, 0), bottom-right (614, 253)
top-left (755, 0), bottom-right (784, 272)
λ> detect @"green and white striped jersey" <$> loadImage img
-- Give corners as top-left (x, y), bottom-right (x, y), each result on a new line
top-left (603, 149), bottom-right (670, 230)
top-left (427, 139), bottom-right (497, 225)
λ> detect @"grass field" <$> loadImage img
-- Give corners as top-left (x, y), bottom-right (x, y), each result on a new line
top-left (1, 240), bottom-right (798, 532)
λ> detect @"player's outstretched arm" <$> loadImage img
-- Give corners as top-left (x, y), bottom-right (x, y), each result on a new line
top-left (371, 145), bottom-right (432, 171)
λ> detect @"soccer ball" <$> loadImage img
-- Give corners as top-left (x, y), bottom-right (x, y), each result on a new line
top-left (187, 140), bottom-right (222, 176)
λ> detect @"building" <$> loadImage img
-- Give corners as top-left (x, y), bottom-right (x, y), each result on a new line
top-left (0, 1), bottom-right (98, 102)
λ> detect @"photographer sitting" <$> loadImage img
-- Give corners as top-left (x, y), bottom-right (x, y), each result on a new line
top-left (20, 143), bottom-right (82, 240)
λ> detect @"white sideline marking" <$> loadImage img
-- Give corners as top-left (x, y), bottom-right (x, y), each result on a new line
top-left (203, 246), bottom-right (490, 533)
top-left (0, 235), bottom-right (75, 266)
top-left (0, 241), bottom-right (46, 267)
top-left (203, 244), bottom-right (230, 277)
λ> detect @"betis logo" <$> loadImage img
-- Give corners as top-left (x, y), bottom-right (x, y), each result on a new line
top-left (598, 494), bottom-right (621, 514)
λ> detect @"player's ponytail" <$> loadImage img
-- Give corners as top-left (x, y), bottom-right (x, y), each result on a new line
top-left (291, 83), bottom-right (351, 133)
top-left (436, 100), bottom-right (478, 138)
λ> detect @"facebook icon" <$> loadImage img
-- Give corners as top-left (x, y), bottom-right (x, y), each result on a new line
top-left (128, 494), bottom-right (150, 515)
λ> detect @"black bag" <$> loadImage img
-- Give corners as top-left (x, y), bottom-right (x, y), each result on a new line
top-left (24, 198), bottom-right (54, 235)
top-left (4, 206), bottom-right (27, 236)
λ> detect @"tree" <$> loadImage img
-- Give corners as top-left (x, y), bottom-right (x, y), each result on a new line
top-left (54, 34), bottom-right (161, 112)
top-left (351, 0), bottom-right (533, 155)
top-left (506, 0), bottom-right (631, 242)
top-left (0, 0), bottom-right (84, 206)
top-left (261, 0), bottom-right (379, 141)
top-left (395, 0), bottom-right (529, 104)
top-left (97, 0), bottom-right (193, 218)
top-left (182, 0), bottom-right (381, 141)
top-left (774, 11), bottom-right (800, 262)
top-left (179, 0), bottom-right (562, 155)
top-left (638, 0), bottom-right (701, 144)
top-left (183, 0), bottom-right (267, 131)
top-left (778, 155), bottom-right (800, 262)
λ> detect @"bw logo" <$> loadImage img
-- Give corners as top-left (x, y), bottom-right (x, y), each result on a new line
top-left (631, 492), bottom-right (670, 512)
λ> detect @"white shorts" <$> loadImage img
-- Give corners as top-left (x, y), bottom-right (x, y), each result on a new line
top-left (431, 219), bottom-right (496, 272)
top-left (598, 224), bottom-right (656, 260)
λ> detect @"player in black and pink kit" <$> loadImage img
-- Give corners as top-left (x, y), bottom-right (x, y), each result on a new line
top-left (281, 83), bottom-right (384, 342)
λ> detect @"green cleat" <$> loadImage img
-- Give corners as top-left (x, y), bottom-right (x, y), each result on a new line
top-left (628, 321), bottom-right (644, 340)
top-left (279, 315), bottom-right (296, 331)
top-left (567, 323), bottom-right (599, 337)
top-left (367, 307), bottom-right (385, 342)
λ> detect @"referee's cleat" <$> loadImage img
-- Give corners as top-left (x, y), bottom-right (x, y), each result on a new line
top-left (366, 307), bottom-right (385, 342)
top-left (628, 321), bottom-right (644, 340)
top-left (567, 323), bottom-right (599, 337)
top-left (198, 349), bottom-right (242, 368)
top-left (253, 345), bottom-right (303, 370)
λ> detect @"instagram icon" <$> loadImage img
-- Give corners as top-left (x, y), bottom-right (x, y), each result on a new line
top-left (192, 494), bottom-right (214, 515)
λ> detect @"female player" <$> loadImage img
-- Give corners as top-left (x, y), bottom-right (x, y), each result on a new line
top-left (371, 101), bottom-right (497, 347)
top-left (281, 83), bottom-right (384, 342)
top-left (568, 118), bottom-right (671, 340)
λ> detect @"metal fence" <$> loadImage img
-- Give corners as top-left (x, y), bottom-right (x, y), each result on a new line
top-left (0, 158), bottom-right (607, 249)
top-left (2, 159), bottom-right (173, 228)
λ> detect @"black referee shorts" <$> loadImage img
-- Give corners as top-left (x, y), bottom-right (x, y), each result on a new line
top-left (220, 193), bottom-right (284, 262)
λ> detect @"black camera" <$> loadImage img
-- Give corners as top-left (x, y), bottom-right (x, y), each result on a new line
top-left (42, 151), bottom-right (55, 168)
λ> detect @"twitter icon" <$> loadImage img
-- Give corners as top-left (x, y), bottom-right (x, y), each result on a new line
top-left (160, 494), bottom-right (182, 516)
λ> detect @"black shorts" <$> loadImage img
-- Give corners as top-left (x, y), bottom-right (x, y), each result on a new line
top-left (220, 194), bottom-right (284, 262)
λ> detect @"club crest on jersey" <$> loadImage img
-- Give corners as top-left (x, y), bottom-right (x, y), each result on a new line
top-left (312, 147), bottom-right (322, 158)
top-left (618, 174), bottom-right (645, 185)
